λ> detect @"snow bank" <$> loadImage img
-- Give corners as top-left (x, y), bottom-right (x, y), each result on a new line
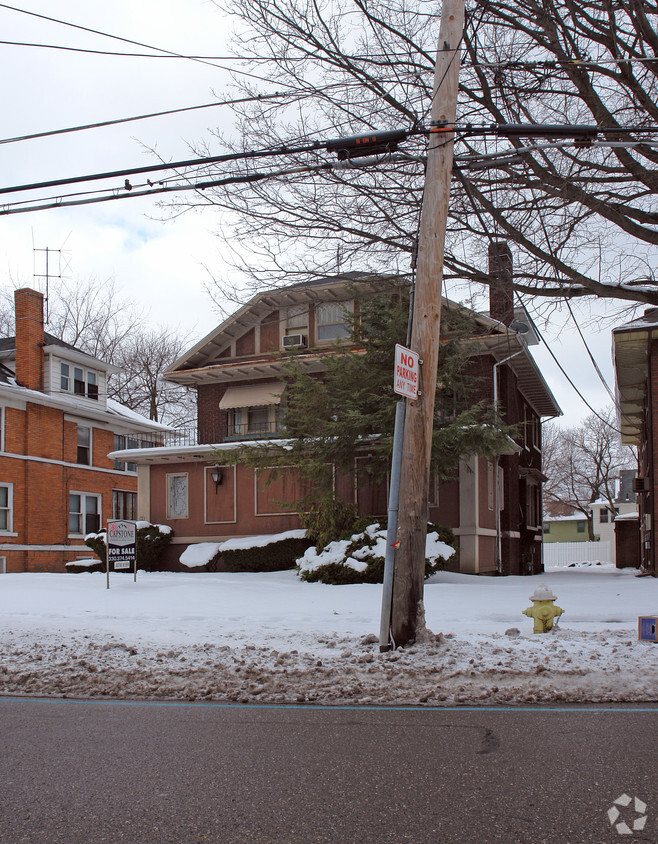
top-left (0, 565), bottom-right (655, 706)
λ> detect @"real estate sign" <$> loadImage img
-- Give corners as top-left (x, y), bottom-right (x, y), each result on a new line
top-left (394, 344), bottom-right (420, 400)
top-left (107, 520), bottom-right (137, 573)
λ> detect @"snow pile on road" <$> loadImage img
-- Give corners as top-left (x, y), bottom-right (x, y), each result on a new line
top-left (0, 565), bottom-right (656, 705)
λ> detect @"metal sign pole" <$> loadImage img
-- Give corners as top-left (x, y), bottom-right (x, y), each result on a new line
top-left (379, 400), bottom-right (406, 651)
top-left (106, 533), bottom-right (110, 590)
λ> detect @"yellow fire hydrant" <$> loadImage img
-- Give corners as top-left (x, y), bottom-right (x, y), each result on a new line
top-left (523, 584), bottom-right (564, 633)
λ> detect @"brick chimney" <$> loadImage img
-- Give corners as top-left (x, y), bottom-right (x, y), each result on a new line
top-left (488, 241), bottom-right (514, 326)
top-left (14, 288), bottom-right (45, 391)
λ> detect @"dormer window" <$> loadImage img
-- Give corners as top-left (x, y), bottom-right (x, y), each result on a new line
top-left (317, 300), bottom-right (353, 341)
top-left (60, 361), bottom-right (99, 400)
top-left (286, 305), bottom-right (308, 333)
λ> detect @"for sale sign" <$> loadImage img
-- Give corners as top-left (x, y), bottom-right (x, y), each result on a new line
top-left (394, 344), bottom-right (420, 400)
top-left (107, 520), bottom-right (136, 571)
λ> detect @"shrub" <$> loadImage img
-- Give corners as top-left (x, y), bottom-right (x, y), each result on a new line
top-left (301, 494), bottom-right (369, 550)
top-left (297, 523), bottom-right (455, 585)
top-left (217, 536), bottom-right (314, 572)
top-left (84, 522), bottom-right (174, 572)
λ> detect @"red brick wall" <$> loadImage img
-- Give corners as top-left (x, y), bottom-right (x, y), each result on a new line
top-left (14, 288), bottom-right (45, 391)
top-left (197, 383), bottom-right (228, 443)
top-left (260, 311), bottom-right (280, 353)
top-left (0, 402), bottom-right (138, 573)
top-left (235, 328), bottom-right (256, 357)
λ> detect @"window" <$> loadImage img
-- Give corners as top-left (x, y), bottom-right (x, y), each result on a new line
top-left (285, 305), bottom-right (308, 335)
top-left (113, 434), bottom-right (137, 472)
top-left (525, 482), bottom-right (540, 528)
top-left (60, 361), bottom-right (100, 400)
top-left (600, 509), bottom-right (609, 523)
top-left (543, 523), bottom-right (550, 534)
top-left (227, 406), bottom-right (282, 438)
top-left (316, 301), bottom-right (352, 342)
top-left (0, 483), bottom-right (13, 532)
top-left (167, 473), bottom-right (188, 519)
top-left (77, 425), bottom-right (91, 465)
top-left (87, 371), bottom-right (98, 400)
top-left (74, 367), bottom-right (85, 396)
top-left (576, 520), bottom-right (586, 533)
top-left (0, 557), bottom-right (5, 573)
top-left (69, 492), bottom-right (101, 536)
top-left (487, 462), bottom-right (495, 510)
top-left (113, 490), bottom-right (137, 520)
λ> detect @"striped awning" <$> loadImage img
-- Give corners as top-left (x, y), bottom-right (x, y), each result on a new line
top-left (219, 382), bottom-right (285, 410)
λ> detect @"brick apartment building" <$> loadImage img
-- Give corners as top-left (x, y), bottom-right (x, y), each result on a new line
top-left (0, 288), bottom-right (165, 572)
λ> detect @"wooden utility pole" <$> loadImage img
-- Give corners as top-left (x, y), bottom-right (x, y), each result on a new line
top-left (390, 0), bottom-right (465, 647)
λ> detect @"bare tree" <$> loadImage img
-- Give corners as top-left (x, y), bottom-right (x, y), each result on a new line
top-left (543, 407), bottom-right (635, 538)
top-left (111, 328), bottom-right (196, 426)
top-left (173, 0), bottom-right (658, 309)
top-left (0, 280), bottom-right (194, 426)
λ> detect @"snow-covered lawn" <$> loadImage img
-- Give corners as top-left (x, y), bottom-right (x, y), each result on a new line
top-left (0, 565), bottom-right (656, 705)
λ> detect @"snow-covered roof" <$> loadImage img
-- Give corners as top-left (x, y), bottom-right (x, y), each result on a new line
top-left (0, 379), bottom-right (167, 433)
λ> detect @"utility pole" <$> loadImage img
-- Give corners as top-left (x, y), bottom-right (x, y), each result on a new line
top-left (390, 0), bottom-right (465, 647)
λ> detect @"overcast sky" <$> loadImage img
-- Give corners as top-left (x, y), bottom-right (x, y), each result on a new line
top-left (0, 0), bottom-right (633, 428)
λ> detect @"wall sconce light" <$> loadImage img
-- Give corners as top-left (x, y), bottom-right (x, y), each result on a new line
top-left (210, 465), bottom-right (223, 492)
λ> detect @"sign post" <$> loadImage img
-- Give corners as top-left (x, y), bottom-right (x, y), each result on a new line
top-left (106, 520), bottom-right (137, 586)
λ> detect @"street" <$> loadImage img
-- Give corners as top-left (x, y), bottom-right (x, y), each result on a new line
top-left (0, 698), bottom-right (656, 843)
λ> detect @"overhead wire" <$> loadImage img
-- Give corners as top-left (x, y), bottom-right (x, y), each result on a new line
top-left (0, 94), bottom-right (292, 146)
top-left (453, 164), bottom-right (622, 432)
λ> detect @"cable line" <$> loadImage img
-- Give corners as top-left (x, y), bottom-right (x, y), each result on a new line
top-left (0, 93), bottom-right (290, 146)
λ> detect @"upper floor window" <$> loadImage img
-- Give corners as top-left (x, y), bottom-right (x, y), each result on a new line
top-left (316, 301), bottom-right (353, 342)
top-left (0, 483), bottom-right (13, 532)
top-left (227, 405), bottom-right (282, 438)
top-left (113, 434), bottom-right (137, 472)
top-left (285, 305), bottom-right (308, 333)
top-left (61, 361), bottom-right (99, 400)
top-left (77, 425), bottom-right (91, 465)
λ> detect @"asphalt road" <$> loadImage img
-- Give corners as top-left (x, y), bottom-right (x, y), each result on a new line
top-left (0, 698), bottom-right (656, 844)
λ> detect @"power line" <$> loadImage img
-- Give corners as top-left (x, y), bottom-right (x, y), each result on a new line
top-left (0, 93), bottom-right (291, 146)
top-left (0, 155), bottom-right (400, 217)
top-left (453, 164), bottom-right (622, 431)
top-left (0, 140), bottom-right (332, 197)
top-left (0, 2), bottom-right (224, 71)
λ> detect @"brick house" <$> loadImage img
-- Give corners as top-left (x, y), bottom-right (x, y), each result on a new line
top-left (613, 309), bottom-right (658, 574)
top-left (117, 259), bottom-right (561, 576)
top-left (0, 288), bottom-right (166, 573)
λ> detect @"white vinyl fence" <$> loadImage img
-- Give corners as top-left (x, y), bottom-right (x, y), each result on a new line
top-left (543, 540), bottom-right (612, 568)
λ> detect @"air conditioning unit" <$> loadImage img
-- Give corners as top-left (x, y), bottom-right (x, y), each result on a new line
top-left (282, 333), bottom-right (307, 349)
top-left (633, 477), bottom-right (648, 493)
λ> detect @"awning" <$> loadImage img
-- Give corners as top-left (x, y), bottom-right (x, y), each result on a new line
top-left (219, 382), bottom-right (285, 410)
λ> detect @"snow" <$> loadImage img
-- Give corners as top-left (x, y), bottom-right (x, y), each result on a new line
top-left (297, 524), bottom-right (455, 574)
top-left (0, 564), bottom-right (656, 705)
top-left (64, 558), bottom-right (100, 569)
top-left (180, 543), bottom-right (222, 567)
top-left (218, 529), bottom-right (306, 552)
top-left (179, 530), bottom-right (308, 568)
